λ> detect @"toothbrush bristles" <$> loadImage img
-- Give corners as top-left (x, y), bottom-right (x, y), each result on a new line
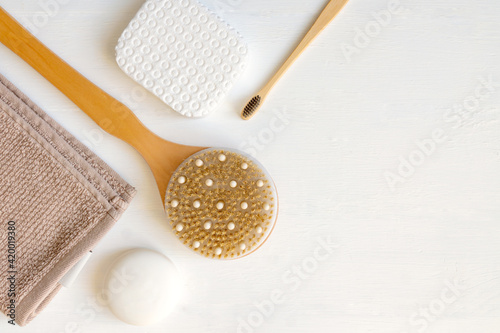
top-left (241, 95), bottom-right (261, 120)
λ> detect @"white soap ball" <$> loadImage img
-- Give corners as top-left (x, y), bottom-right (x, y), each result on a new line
top-left (104, 249), bottom-right (181, 326)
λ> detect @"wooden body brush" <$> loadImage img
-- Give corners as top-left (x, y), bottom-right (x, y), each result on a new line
top-left (0, 7), bottom-right (278, 259)
top-left (241, 0), bottom-right (350, 120)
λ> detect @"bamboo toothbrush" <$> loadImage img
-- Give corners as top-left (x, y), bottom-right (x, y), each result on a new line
top-left (241, 0), bottom-right (350, 120)
top-left (0, 7), bottom-right (278, 260)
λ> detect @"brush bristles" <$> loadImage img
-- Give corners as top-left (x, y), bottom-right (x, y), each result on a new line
top-left (241, 95), bottom-right (261, 120)
top-left (165, 149), bottom-right (277, 260)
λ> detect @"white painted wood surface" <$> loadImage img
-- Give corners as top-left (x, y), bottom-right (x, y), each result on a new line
top-left (1, 0), bottom-right (500, 332)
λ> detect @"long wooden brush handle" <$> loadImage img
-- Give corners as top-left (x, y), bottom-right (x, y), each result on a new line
top-left (262, 0), bottom-right (349, 93)
top-left (0, 6), bottom-right (152, 148)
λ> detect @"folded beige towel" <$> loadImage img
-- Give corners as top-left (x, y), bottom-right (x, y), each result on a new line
top-left (0, 73), bottom-right (136, 326)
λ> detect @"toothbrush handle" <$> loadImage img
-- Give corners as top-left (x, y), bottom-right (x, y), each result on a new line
top-left (0, 6), bottom-right (152, 148)
top-left (262, 0), bottom-right (349, 94)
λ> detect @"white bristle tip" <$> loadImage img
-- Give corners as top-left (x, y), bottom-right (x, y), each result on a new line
top-left (257, 180), bottom-right (264, 187)
top-left (176, 224), bottom-right (184, 232)
top-left (215, 248), bottom-right (222, 255)
top-left (218, 154), bottom-right (226, 162)
top-left (195, 159), bottom-right (204, 167)
top-left (178, 176), bottom-right (186, 184)
top-left (241, 163), bottom-right (248, 170)
top-left (170, 200), bottom-right (179, 208)
top-left (256, 226), bottom-right (263, 234)
top-left (193, 200), bottom-right (201, 208)
top-left (216, 201), bottom-right (224, 210)
top-left (241, 202), bottom-right (248, 210)
top-left (239, 243), bottom-right (246, 250)
top-left (230, 181), bottom-right (237, 188)
top-left (228, 222), bottom-right (235, 230)
top-left (193, 241), bottom-right (201, 249)
top-left (205, 179), bottom-right (213, 186)
top-left (264, 203), bottom-right (271, 211)
top-left (204, 221), bottom-right (212, 230)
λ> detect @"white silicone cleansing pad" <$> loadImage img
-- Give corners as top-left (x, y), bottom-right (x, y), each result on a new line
top-left (116, 0), bottom-right (248, 117)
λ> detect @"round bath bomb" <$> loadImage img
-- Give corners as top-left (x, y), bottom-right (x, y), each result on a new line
top-left (104, 249), bottom-right (181, 326)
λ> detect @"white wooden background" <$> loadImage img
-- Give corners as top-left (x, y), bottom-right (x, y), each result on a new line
top-left (1, 0), bottom-right (500, 332)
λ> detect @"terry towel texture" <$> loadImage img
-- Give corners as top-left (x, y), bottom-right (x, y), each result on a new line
top-left (0, 73), bottom-right (136, 326)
